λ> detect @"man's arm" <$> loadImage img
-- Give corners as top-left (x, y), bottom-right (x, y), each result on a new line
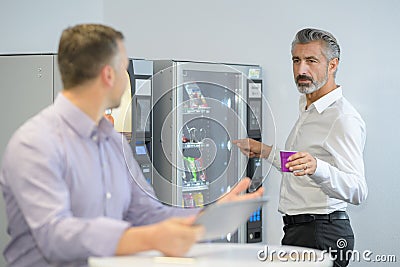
top-left (232, 138), bottom-right (272, 159)
top-left (286, 114), bottom-right (368, 204)
top-left (119, 173), bottom-right (264, 257)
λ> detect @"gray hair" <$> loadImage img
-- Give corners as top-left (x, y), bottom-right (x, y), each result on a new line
top-left (291, 28), bottom-right (340, 62)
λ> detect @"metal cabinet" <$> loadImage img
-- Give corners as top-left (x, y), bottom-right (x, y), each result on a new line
top-left (0, 54), bottom-right (62, 266)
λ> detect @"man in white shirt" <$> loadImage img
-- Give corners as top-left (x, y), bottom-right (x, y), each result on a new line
top-left (234, 28), bottom-right (367, 267)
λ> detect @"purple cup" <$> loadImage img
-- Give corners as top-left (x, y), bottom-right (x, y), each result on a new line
top-left (280, 150), bottom-right (297, 172)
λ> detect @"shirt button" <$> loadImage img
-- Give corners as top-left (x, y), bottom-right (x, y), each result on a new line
top-left (106, 192), bottom-right (112, 199)
top-left (92, 135), bottom-right (98, 142)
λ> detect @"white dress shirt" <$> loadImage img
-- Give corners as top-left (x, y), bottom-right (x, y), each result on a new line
top-left (268, 87), bottom-right (368, 215)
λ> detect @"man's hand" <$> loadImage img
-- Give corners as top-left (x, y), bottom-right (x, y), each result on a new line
top-left (116, 216), bottom-right (204, 257)
top-left (150, 216), bottom-right (205, 256)
top-left (218, 177), bottom-right (264, 204)
top-left (285, 152), bottom-right (317, 176)
top-left (232, 138), bottom-right (271, 159)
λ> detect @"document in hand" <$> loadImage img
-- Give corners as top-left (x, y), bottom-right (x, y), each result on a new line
top-left (194, 197), bottom-right (268, 241)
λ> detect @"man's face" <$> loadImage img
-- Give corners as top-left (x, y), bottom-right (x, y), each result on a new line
top-left (292, 41), bottom-right (329, 94)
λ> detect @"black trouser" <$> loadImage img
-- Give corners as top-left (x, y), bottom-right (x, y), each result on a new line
top-left (282, 212), bottom-right (354, 267)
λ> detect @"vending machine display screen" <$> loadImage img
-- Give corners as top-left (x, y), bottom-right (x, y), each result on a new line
top-left (135, 145), bottom-right (147, 155)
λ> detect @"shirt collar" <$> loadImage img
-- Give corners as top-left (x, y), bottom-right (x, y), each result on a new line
top-left (53, 93), bottom-right (115, 139)
top-left (299, 86), bottom-right (343, 113)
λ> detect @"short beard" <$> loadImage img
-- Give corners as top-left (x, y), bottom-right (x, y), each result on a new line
top-left (297, 81), bottom-right (318, 94)
top-left (296, 68), bottom-right (328, 94)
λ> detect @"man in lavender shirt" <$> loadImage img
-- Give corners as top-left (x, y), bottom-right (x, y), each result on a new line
top-left (0, 24), bottom-right (264, 267)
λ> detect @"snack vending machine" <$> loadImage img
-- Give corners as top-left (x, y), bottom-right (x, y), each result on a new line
top-left (151, 60), bottom-right (263, 243)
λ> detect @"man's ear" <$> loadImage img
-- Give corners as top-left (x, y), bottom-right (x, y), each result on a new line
top-left (329, 58), bottom-right (339, 74)
top-left (100, 64), bottom-right (115, 87)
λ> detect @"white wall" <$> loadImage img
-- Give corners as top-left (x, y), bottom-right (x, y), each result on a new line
top-left (104, 0), bottom-right (399, 266)
top-left (0, 1), bottom-right (103, 53)
top-left (0, 0), bottom-right (399, 266)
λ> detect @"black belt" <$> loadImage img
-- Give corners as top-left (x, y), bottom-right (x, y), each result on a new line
top-left (283, 211), bottom-right (349, 226)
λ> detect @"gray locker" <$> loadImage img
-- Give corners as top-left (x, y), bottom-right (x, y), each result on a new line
top-left (0, 54), bottom-right (62, 265)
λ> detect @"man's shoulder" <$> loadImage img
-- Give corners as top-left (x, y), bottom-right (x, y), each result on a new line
top-left (326, 98), bottom-right (366, 134)
top-left (7, 106), bottom-right (61, 154)
top-left (329, 97), bottom-right (364, 121)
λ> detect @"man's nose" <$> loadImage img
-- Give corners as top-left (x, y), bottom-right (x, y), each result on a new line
top-left (296, 61), bottom-right (309, 75)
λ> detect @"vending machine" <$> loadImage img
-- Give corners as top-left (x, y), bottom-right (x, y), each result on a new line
top-left (245, 74), bottom-right (264, 243)
top-left (112, 59), bottom-right (153, 184)
top-left (150, 60), bottom-right (263, 243)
